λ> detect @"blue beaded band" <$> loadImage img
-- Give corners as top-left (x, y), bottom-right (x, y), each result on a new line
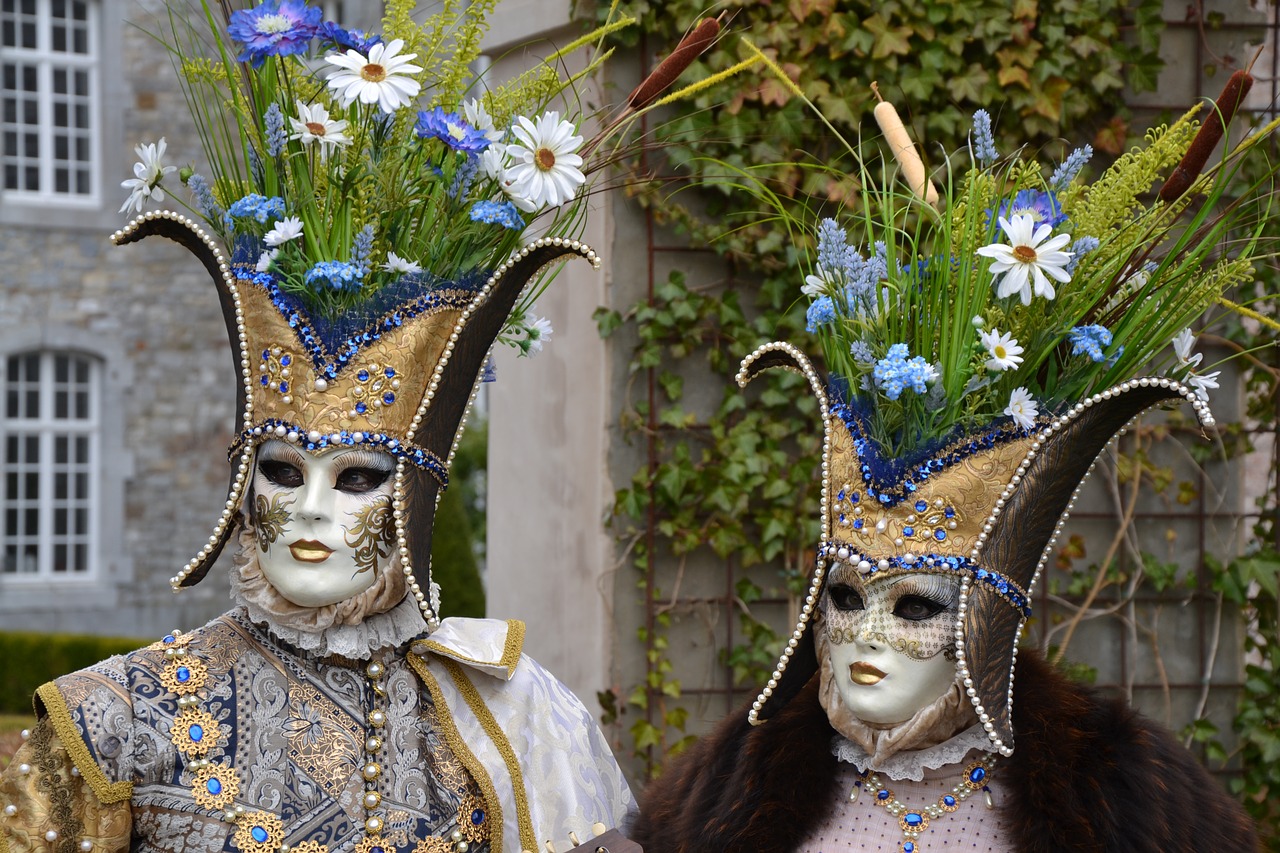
top-left (230, 420), bottom-right (449, 488)
top-left (817, 542), bottom-right (1032, 618)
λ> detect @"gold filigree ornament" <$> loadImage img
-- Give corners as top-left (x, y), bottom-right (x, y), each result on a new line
top-left (344, 362), bottom-right (405, 423)
top-left (234, 812), bottom-right (285, 853)
top-left (160, 655), bottom-right (209, 694)
top-left (191, 762), bottom-right (240, 811)
top-left (355, 834), bottom-right (395, 853)
top-left (456, 793), bottom-right (490, 844)
top-left (147, 629), bottom-right (193, 653)
top-left (170, 707), bottom-right (221, 758)
top-left (289, 841), bottom-right (331, 853)
top-left (411, 838), bottom-right (453, 853)
top-left (258, 346), bottom-right (299, 404)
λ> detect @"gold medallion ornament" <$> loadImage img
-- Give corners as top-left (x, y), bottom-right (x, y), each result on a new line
top-left (170, 707), bottom-right (221, 758)
top-left (412, 838), bottom-right (453, 853)
top-left (233, 811), bottom-right (285, 853)
top-left (456, 793), bottom-right (490, 845)
top-left (289, 841), bottom-right (330, 853)
top-left (160, 656), bottom-right (209, 694)
top-left (191, 763), bottom-right (240, 811)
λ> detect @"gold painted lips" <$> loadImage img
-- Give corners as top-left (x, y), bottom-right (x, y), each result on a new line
top-left (289, 540), bottom-right (334, 563)
top-left (849, 661), bottom-right (887, 686)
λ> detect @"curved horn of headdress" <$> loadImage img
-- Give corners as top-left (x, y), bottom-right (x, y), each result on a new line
top-left (401, 238), bottom-right (599, 601)
top-left (112, 214), bottom-right (244, 586)
top-left (736, 342), bottom-right (838, 724)
top-left (964, 379), bottom-right (1214, 753)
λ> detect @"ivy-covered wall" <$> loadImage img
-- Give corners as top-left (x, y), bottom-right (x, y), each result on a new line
top-left (596, 0), bottom-right (1279, 842)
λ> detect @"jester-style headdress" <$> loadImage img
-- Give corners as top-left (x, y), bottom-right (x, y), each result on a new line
top-left (112, 0), bottom-right (722, 624)
top-left (740, 76), bottom-right (1274, 754)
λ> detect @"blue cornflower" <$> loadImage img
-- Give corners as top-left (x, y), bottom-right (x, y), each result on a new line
top-left (225, 194), bottom-right (285, 228)
top-left (873, 343), bottom-right (937, 401)
top-left (972, 109), bottom-right (998, 166)
top-left (186, 173), bottom-right (222, 220)
top-left (227, 0), bottom-right (321, 68)
top-left (415, 107), bottom-right (491, 153)
top-left (469, 199), bottom-right (524, 230)
top-left (805, 296), bottom-right (837, 332)
top-left (316, 21), bottom-right (381, 52)
top-left (449, 156), bottom-right (480, 201)
top-left (305, 260), bottom-right (365, 292)
top-left (1050, 144), bottom-right (1093, 192)
top-left (264, 103), bottom-right (286, 157)
top-left (993, 189), bottom-right (1067, 228)
top-left (1067, 325), bottom-right (1116, 363)
top-left (1064, 236), bottom-right (1100, 275)
top-left (349, 224), bottom-right (374, 274)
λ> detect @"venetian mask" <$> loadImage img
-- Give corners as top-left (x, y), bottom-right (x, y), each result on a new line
top-left (820, 562), bottom-right (961, 725)
top-left (249, 439), bottom-right (397, 607)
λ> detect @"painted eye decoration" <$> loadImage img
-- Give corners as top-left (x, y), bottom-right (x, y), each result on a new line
top-left (828, 584), bottom-right (865, 612)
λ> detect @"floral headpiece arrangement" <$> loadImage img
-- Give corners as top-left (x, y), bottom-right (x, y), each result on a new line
top-left (120, 0), bottom-right (731, 349)
top-left (796, 74), bottom-right (1277, 458)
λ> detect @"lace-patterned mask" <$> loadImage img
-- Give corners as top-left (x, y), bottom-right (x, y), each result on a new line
top-left (249, 439), bottom-right (396, 608)
top-left (821, 561), bottom-right (961, 725)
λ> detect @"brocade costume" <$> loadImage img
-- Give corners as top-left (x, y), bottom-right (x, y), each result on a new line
top-left (0, 608), bottom-right (632, 853)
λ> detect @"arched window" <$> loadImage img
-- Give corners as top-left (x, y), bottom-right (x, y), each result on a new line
top-left (1, 349), bottom-right (99, 577)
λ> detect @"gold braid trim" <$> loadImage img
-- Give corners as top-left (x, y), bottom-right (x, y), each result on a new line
top-left (1, 829), bottom-right (9, 853)
top-left (406, 655), bottom-right (505, 853)
top-left (422, 620), bottom-right (526, 678)
top-left (29, 716), bottom-right (86, 853)
top-left (436, 659), bottom-right (535, 853)
top-left (34, 683), bottom-right (132, 805)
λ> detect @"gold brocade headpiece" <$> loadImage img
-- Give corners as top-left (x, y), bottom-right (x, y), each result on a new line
top-left (738, 341), bottom-right (1213, 756)
top-left (115, 211), bottom-right (598, 626)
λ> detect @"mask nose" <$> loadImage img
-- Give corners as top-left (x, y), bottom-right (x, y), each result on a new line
top-left (292, 474), bottom-right (334, 525)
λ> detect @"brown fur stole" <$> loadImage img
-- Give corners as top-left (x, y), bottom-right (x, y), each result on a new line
top-left (631, 651), bottom-right (1258, 852)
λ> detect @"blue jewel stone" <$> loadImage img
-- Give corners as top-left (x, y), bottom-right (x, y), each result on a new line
top-left (839, 514), bottom-right (846, 524)
top-left (206, 778), bottom-right (222, 795)
top-left (357, 369), bottom-right (370, 382)
top-left (251, 827), bottom-right (269, 844)
top-left (851, 492), bottom-right (859, 503)
top-left (278, 382), bottom-right (288, 394)
top-left (877, 790), bottom-right (890, 801)
top-left (355, 402), bottom-right (367, 414)
top-left (189, 724), bottom-right (204, 742)
top-left (837, 489), bottom-right (846, 502)
top-left (384, 367), bottom-right (396, 378)
top-left (176, 667), bottom-right (191, 682)
top-left (904, 844), bottom-right (915, 853)
top-left (934, 529), bottom-right (947, 541)
top-left (902, 527), bottom-right (914, 537)
top-left (905, 482), bottom-right (917, 493)
top-left (383, 392), bottom-right (395, 405)
top-left (945, 506), bottom-right (956, 518)
top-left (280, 355), bottom-right (291, 366)
top-left (371, 847), bottom-right (384, 853)
top-left (471, 808), bottom-right (485, 825)
top-left (262, 349), bottom-right (270, 360)
top-left (943, 795), bottom-right (956, 807)
top-left (976, 569), bottom-right (988, 579)
top-left (853, 519), bottom-right (864, 530)
top-left (260, 376), bottom-right (269, 387)
top-left (969, 766), bottom-right (987, 784)
top-left (904, 813), bottom-right (924, 828)
top-left (915, 500), bottom-right (927, 512)
top-left (998, 581), bottom-right (1009, 593)
top-left (163, 634), bottom-right (175, 644)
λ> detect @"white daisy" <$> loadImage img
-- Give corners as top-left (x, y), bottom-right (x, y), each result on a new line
top-left (505, 111), bottom-right (586, 210)
top-left (980, 328), bottom-right (1024, 372)
top-left (382, 252), bottom-right (422, 275)
top-left (802, 270), bottom-right (833, 297)
top-left (1004, 386), bottom-right (1038, 429)
top-left (1187, 370), bottom-right (1220, 402)
top-left (325, 39), bottom-right (422, 114)
top-left (256, 248), bottom-right (279, 272)
top-left (264, 216), bottom-right (304, 247)
top-left (976, 213), bottom-right (1074, 305)
top-left (119, 138), bottom-right (176, 215)
top-left (1172, 327), bottom-right (1203, 369)
top-left (525, 315), bottom-right (553, 356)
top-left (289, 101), bottom-right (351, 161)
top-left (463, 98), bottom-right (504, 144)
top-left (479, 144), bottom-right (510, 181)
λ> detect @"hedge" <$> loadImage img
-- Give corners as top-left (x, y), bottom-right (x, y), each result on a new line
top-left (0, 631), bottom-right (148, 715)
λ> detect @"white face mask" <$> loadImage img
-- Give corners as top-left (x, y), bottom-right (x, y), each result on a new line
top-left (249, 439), bottom-right (396, 608)
top-left (821, 564), bottom-right (961, 725)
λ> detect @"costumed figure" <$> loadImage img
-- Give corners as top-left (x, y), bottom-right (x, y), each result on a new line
top-left (0, 2), bottom-right (724, 851)
top-left (633, 77), bottom-right (1272, 852)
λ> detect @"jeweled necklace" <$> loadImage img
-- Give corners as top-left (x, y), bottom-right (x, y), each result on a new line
top-left (158, 629), bottom-right (489, 853)
top-left (849, 754), bottom-right (997, 853)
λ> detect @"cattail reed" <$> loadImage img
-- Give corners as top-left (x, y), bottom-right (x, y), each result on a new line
top-left (1158, 69), bottom-right (1254, 203)
top-left (627, 16), bottom-right (722, 112)
top-left (871, 82), bottom-right (938, 205)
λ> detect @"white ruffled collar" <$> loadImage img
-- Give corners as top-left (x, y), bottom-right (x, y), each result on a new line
top-left (831, 723), bottom-right (999, 781)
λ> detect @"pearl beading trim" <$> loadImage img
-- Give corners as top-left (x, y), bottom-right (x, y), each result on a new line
top-left (735, 342), bottom-right (831, 726)
top-left (951, 376), bottom-right (1212, 757)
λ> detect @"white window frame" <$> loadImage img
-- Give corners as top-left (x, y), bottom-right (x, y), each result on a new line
top-left (0, 0), bottom-right (100, 207)
top-left (1, 349), bottom-right (101, 581)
